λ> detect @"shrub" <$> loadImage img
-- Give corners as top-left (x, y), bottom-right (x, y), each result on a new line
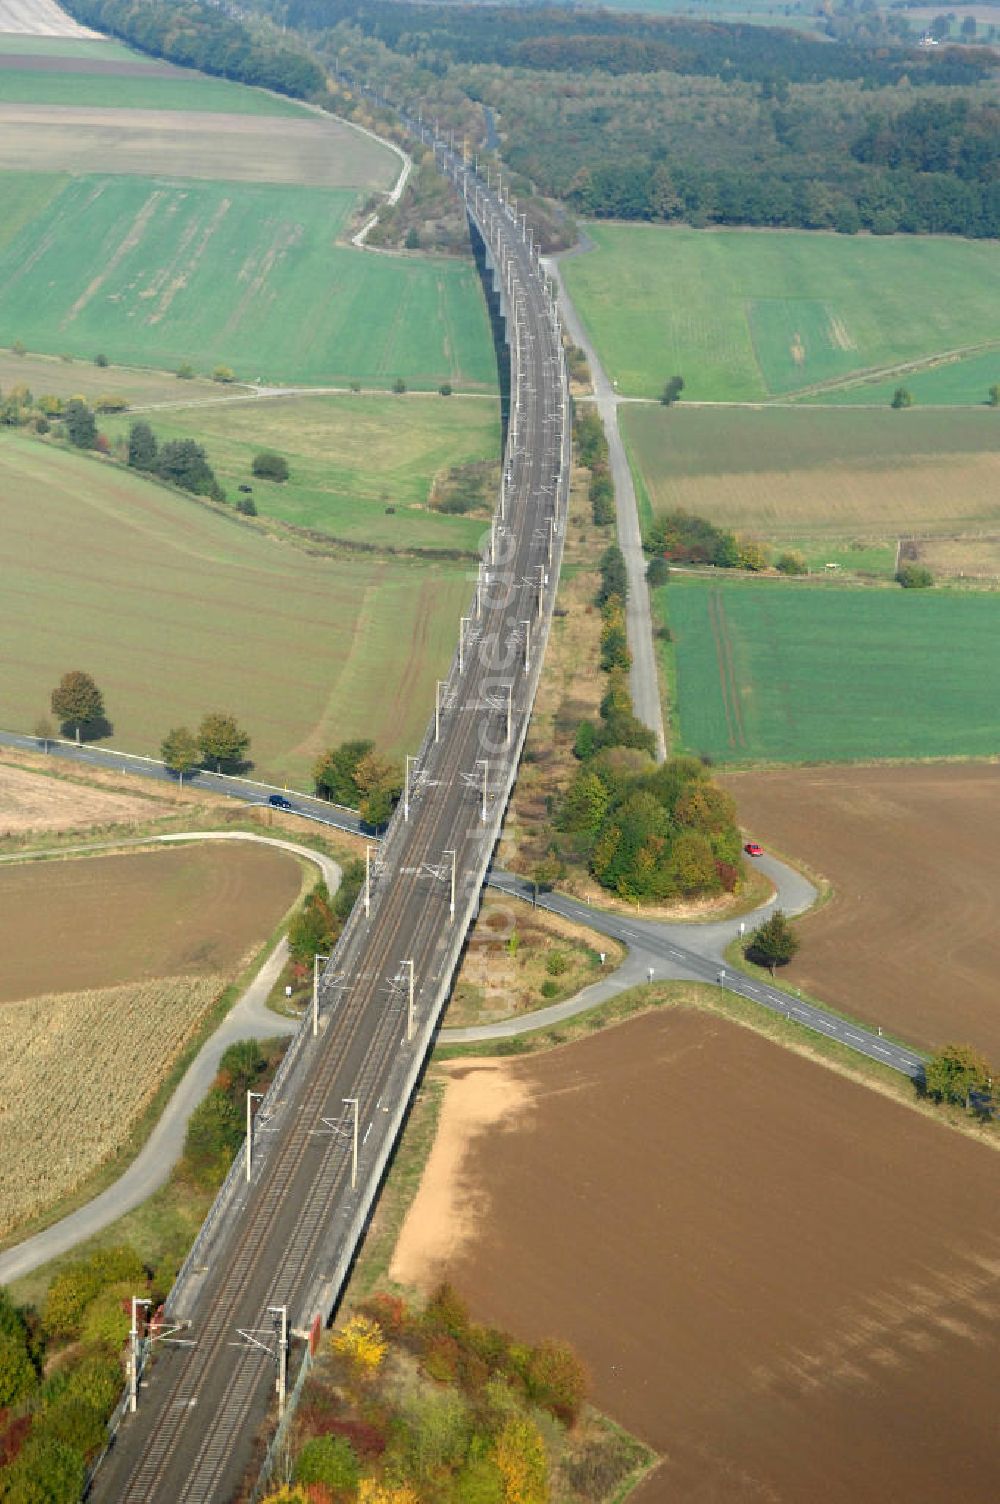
top-left (294, 1434), bottom-right (359, 1493)
top-left (2, 1432), bottom-right (86, 1504)
top-left (212, 364), bottom-right (235, 384)
top-left (93, 353), bottom-right (109, 367)
top-left (523, 1338), bottom-right (587, 1425)
top-left (545, 951), bottom-right (568, 977)
top-left (183, 1087), bottom-right (242, 1187)
top-left (79, 1283), bottom-right (133, 1353)
top-left (646, 556), bottom-right (669, 587)
top-left (540, 979), bottom-right (560, 998)
top-left (775, 550), bottom-right (808, 575)
top-left (896, 562), bottom-right (933, 588)
top-left (43, 1247), bottom-right (144, 1339)
top-left (890, 385), bottom-right (913, 408)
top-left (252, 451), bottom-right (290, 482)
top-left (176, 362), bottom-right (194, 380)
top-left (33, 1396), bottom-right (107, 1459)
top-left (439, 382), bottom-right (453, 396)
top-left (330, 1315), bottom-right (387, 1375)
top-left (391, 377), bottom-right (407, 394)
top-left (0, 1330), bottom-right (35, 1408)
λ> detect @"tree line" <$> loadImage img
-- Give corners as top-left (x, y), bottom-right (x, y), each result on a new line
top-left (59, 0), bottom-right (325, 99)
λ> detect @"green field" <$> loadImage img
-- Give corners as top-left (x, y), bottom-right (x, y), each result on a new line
top-left (623, 405), bottom-right (1000, 572)
top-left (593, 0), bottom-right (818, 24)
top-left (658, 575), bottom-right (1000, 763)
top-left (0, 174), bottom-right (496, 388)
top-left (0, 36), bottom-right (137, 58)
top-left (799, 346), bottom-right (1000, 408)
top-left (0, 433), bottom-right (471, 782)
top-left (0, 65), bottom-right (307, 114)
top-left (102, 393), bottom-right (501, 551)
top-left (563, 224), bottom-right (1000, 401)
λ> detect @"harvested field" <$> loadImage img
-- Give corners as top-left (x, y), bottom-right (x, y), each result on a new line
top-left (720, 762), bottom-right (1000, 1060)
top-left (623, 404), bottom-right (1000, 575)
top-left (0, 433), bottom-right (469, 781)
top-left (0, 759), bottom-right (161, 834)
top-left (0, 347), bottom-right (232, 404)
top-left (0, 106), bottom-right (397, 188)
top-left (0, 841), bottom-right (303, 1001)
top-left (395, 1009), bottom-right (1000, 1503)
top-left (0, 974), bottom-right (224, 1236)
top-left (0, 0), bottom-right (99, 36)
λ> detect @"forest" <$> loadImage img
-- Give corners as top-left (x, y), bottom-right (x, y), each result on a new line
top-left (245, 0), bottom-right (1000, 239)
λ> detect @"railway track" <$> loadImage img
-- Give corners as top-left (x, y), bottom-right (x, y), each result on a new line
top-left (92, 125), bottom-right (570, 1503)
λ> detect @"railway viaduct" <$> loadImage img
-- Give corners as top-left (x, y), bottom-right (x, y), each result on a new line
top-left (91, 124), bottom-right (571, 1502)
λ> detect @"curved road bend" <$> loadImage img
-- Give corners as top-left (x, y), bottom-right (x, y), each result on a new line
top-left (480, 866), bottom-right (925, 1079)
top-left (0, 834), bottom-right (341, 1288)
top-left (1, 730), bottom-right (925, 1081)
top-left (545, 247), bottom-right (667, 761)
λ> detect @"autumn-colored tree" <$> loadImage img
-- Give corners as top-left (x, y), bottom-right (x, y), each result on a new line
top-left (523, 1339), bottom-right (587, 1426)
top-left (260, 1488), bottom-right (310, 1504)
top-left (197, 711), bottom-right (250, 772)
top-left (736, 536), bottom-right (771, 572)
top-left (331, 1315), bottom-right (387, 1376)
top-left (923, 1043), bottom-right (993, 1108)
top-left (357, 1480), bottom-right (419, 1504)
top-left (492, 1415), bottom-right (549, 1504)
top-left (160, 726), bottom-right (201, 783)
top-left (51, 670), bottom-right (104, 743)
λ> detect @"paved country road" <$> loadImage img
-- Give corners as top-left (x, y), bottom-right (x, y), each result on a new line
top-left (1, 730), bottom-right (925, 1083)
top-left (0, 833), bottom-right (341, 1287)
top-left (0, 750), bottom-right (924, 1285)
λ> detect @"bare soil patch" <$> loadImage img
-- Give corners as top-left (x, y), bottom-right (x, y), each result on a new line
top-left (397, 1010), bottom-right (1000, 1503)
top-left (0, 106), bottom-right (396, 188)
top-left (720, 762), bottom-right (1000, 1059)
top-left (0, 758), bottom-right (161, 834)
top-left (0, 840), bottom-right (303, 1000)
top-left (0, 0), bottom-right (100, 37)
top-left (0, 52), bottom-right (179, 75)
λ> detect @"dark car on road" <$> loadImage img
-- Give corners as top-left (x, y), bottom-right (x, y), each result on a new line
top-left (268, 793), bottom-right (294, 810)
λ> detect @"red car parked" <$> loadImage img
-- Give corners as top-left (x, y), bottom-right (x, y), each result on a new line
top-left (744, 841), bottom-right (764, 857)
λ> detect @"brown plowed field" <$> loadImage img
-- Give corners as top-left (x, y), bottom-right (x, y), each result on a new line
top-left (0, 841), bottom-right (303, 1000)
top-left (396, 1011), bottom-right (1000, 1503)
top-left (719, 763), bottom-right (1000, 1060)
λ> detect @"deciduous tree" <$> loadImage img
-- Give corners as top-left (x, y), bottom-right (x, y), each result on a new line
top-left (63, 398), bottom-right (96, 449)
top-left (160, 726), bottom-right (201, 783)
top-left (51, 670), bottom-right (104, 743)
top-left (923, 1043), bottom-right (993, 1107)
top-left (128, 420), bottom-right (158, 471)
top-left (197, 711), bottom-right (250, 772)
